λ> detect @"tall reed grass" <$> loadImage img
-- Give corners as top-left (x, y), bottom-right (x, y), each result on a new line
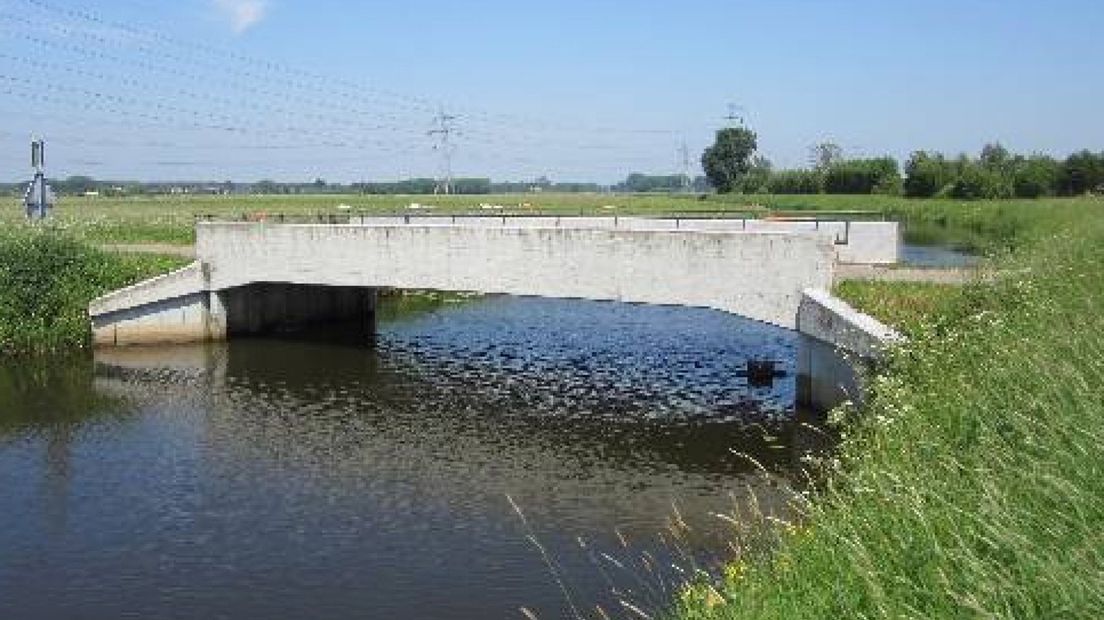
top-left (677, 206), bottom-right (1104, 617)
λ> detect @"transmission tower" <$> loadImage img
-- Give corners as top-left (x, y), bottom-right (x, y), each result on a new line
top-left (724, 103), bottom-right (746, 127)
top-left (678, 141), bottom-right (692, 192)
top-left (23, 137), bottom-right (55, 220)
top-left (428, 107), bottom-right (457, 195)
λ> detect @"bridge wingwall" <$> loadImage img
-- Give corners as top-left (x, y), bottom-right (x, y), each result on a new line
top-left (89, 262), bottom-right (214, 346)
top-left (796, 288), bottom-right (904, 412)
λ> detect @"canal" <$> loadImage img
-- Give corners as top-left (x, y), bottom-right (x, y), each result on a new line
top-left (0, 295), bottom-right (831, 619)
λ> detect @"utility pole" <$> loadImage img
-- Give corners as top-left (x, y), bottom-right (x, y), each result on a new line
top-left (428, 107), bottom-right (457, 195)
top-left (23, 137), bottom-right (55, 220)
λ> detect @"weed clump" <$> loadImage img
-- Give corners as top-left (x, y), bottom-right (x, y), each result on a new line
top-left (0, 227), bottom-right (186, 355)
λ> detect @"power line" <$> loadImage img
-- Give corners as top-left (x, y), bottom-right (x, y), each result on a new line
top-left (0, 27), bottom-right (683, 155)
top-left (0, 0), bottom-right (712, 180)
top-left (6, 1), bottom-right (708, 140)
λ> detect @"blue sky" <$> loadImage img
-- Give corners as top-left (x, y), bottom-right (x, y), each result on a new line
top-left (0, 0), bottom-right (1101, 182)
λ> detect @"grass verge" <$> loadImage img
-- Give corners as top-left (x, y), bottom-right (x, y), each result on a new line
top-left (677, 206), bottom-right (1104, 617)
top-left (833, 280), bottom-right (964, 336)
top-left (0, 228), bottom-right (189, 355)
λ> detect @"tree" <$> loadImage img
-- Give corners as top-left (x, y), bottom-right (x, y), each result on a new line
top-left (809, 142), bottom-right (844, 172)
top-left (738, 156), bottom-right (773, 193)
top-left (617, 173), bottom-right (685, 193)
top-left (979, 142), bottom-right (1012, 171)
top-left (904, 151), bottom-right (955, 197)
top-left (59, 175), bottom-right (98, 195)
top-left (701, 127), bottom-right (757, 193)
top-left (1060, 150), bottom-right (1104, 195)
top-left (948, 162), bottom-right (1012, 199)
top-left (1011, 155), bottom-right (1060, 198)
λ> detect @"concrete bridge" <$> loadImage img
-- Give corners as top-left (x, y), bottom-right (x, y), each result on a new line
top-left (89, 217), bottom-right (902, 411)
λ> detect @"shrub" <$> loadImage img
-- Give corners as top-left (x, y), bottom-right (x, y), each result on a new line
top-left (823, 157), bottom-right (901, 195)
top-left (1059, 150), bottom-right (1104, 196)
top-left (766, 170), bottom-right (822, 194)
top-left (904, 151), bottom-right (956, 197)
top-left (1011, 156), bottom-right (1061, 198)
top-left (947, 163), bottom-right (1013, 199)
top-left (0, 228), bottom-right (185, 355)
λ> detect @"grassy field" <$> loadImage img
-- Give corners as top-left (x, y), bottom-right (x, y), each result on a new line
top-left (6, 192), bottom-right (1099, 250)
top-left (833, 280), bottom-right (965, 335)
top-left (676, 198), bottom-right (1104, 618)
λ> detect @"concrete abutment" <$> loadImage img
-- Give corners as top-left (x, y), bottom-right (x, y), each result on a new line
top-left (92, 278), bottom-right (378, 347)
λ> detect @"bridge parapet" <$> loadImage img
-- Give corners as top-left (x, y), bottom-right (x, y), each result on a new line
top-left (195, 222), bottom-right (836, 329)
top-left (343, 216), bottom-right (898, 264)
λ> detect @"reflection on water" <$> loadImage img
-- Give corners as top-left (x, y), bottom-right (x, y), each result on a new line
top-left (901, 243), bottom-right (979, 268)
top-left (0, 296), bottom-right (831, 619)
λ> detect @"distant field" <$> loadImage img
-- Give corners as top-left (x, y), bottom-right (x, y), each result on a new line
top-left (3, 192), bottom-right (1100, 250)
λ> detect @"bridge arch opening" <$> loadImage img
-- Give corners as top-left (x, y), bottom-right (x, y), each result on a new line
top-left (209, 283), bottom-right (863, 414)
top-left (213, 282), bottom-right (378, 342)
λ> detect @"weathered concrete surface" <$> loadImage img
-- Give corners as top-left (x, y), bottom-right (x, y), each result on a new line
top-left (91, 291), bottom-right (212, 347)
top-left (97, 217), bottom-right (899, 265)
top-left (90, 262), bottom-right (213, 346)
top-left (90, 262), bottom-right (205, 318)
top-left (195, 222), bottom-right (836, 329)
top-left (795, 288), bottom-right (903, 411)
top-left (798, 288), bottom-right (903, 358)
top-left (352, 216), bottom-right (900, 265)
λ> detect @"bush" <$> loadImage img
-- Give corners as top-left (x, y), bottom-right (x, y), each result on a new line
top-left (1060, 150), bottom-right (1104, 196)
top-left (947, 163), bottom-right (1013, 200)
top-left (1011, 156), bottom-right (1061, 198)
top-left (0, 228), bottom-right (186, 355)
top-left (766, 170), bottom-right (822, 194)
top-left (904, 151), bottom-right (956, 197)
top-left (823, 157), bottom-right (901, 195)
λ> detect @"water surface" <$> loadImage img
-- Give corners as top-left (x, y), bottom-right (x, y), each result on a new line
top-left (0, 296), bottom-right (829, 619)
top-left (901, 243), bottom-right (979, 268)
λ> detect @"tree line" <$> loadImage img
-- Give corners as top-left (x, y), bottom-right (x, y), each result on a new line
top-left (703, 127), bottom-right (1104, 199)
top-left (4, 174), bottom-right (708, 197)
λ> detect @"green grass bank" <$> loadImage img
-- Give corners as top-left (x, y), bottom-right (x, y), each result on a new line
top-left (0, 227), bottom-right (189, 355)
top-left (677, 205), bottom-right (1104, 617)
